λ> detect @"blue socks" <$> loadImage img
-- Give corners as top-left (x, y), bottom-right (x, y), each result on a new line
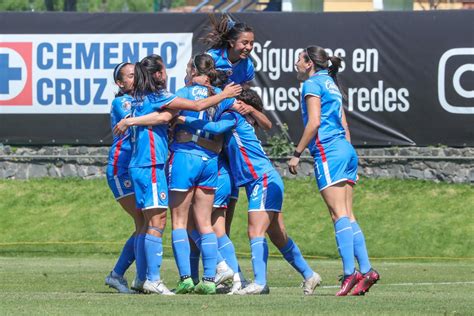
top-left (218, 234), bottom-right (239, 273)
top-left (250, 237), bottom-right (268, 286)
top-left (200, 232), bottom-right (218, 279)
top-left (190, 248), bottom-right (201, 283)
top-left (172, 229), bottom-right (191, 278)
top-left (144, 234), bottom-right (163, 281)
top-left (189, 230), bottom-right (201, 283)
top-left (279, 238), bottom-right (313, 280)
top-left (134, 234), bottom-right (147, 281)
top-left (334, 216), bottom-right (355, 276)
top-left (351, 221), bottom-right (372, 274)
top-left (113, 235), bottom-right (135, 277)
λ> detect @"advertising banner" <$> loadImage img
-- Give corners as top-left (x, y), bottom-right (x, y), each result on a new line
top-left (0, 11), bottom-right (473, 146)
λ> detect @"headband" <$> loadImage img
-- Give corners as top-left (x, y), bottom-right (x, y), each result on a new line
top-left (113, 62), bottom-right (127, 81)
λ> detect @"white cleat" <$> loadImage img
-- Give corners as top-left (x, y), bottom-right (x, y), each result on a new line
top-left (302, 272), bottom-right (322, 295)
top-left (227, 273), bottom-right (249, 295)
top-left (235, 282), bottom-right (269, 295)
top-left (105, 271), bottom-right (132, 294)
top-left (143, 280), bottom-right (175, 295)
top-left (131, 277), bottom-right (145, 293)
top-left (215, 261), bottom-right (234, 285)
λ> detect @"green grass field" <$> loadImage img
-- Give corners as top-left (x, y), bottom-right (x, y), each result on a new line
top-left (0, 177), bottom-right (473, 258)
top-left (0, 178), bottom-right (473, 314)
top-left (1, 257), bottom-right (473, 315)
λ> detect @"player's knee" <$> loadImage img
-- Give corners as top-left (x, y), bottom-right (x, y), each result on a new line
top-left (247, 226), bottom-right (266, 239)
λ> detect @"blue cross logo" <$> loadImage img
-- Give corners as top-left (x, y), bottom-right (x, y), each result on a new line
top-left (0, 53), bottom-right (22, 94)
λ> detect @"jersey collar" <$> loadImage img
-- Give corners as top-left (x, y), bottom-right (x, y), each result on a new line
top-left (221, 48), bottom-right (242, 67)
top-left (314, 69), bottom-right (329, 76)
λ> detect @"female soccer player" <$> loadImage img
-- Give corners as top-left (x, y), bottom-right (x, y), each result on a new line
top-left (105, 62), bottom-right (145, 294)
top-left (289, 46), bottom-right (380, 296)
top-left (175, 89), bottom-right (322, 295)
top-left (201, 14), bottom-right (258, 274)
top-left (168, 53), bottom-right (238, 295)
top-left (114, 54), bottom-right (241, 295)
top-left (202, 14), bottom-right (255, 87)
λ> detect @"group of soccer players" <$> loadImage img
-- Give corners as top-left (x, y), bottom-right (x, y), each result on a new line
top-left (104, 14), bottom-right (379, 296)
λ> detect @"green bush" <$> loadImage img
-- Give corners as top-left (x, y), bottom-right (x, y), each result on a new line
top-left (266, 123), bottom-right (294, 157)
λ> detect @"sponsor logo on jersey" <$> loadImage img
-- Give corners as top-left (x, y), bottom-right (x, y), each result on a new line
top-left (123, 179), bottom-right (132, 188)
top-left (160, 191), bottom-right (167, 200)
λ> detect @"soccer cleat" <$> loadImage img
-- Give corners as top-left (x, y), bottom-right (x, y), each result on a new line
top-left (105, 271), bottom-right (132, 294)
top-left (351, 269), bottom-right (380, 296)
top-left (335, 270), bottom-right (363, 296)
top-left (216, 283), bottom-right (232, 294)
top-left (194, 280), bottom-right (217, 295)
top-left (174, 277), bottom-right (195, 294)
top-left (131, 277), bottom-right (145, 293)
top-left (142, 280), bottom-right (175, 295)
top-left (302, 272), bottom-right (322, 295)
top-left (235, 282), bottom-right (270, 295)
top-left (215, 261), bottom-right (234, 285)
top-left (228, 273), bottom-right (249, 295)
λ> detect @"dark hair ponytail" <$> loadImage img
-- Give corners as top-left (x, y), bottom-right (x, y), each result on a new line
top-left (191, 53), bottom-right (220, 118)
top-left (133, 54), bottom-right (166, 100)
top-left (305, 46), bottom-right (345, 99)
top-left (201, 14), bottom-right (254, 50)
top-left (191, 53), bottom-right (219, 97)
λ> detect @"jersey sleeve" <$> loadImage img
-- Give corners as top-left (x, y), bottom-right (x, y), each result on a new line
top-left (245, 59), bottom-right (255, 82)
top-left (206, 49), bottom-right (219, 62)
top-left (151, 91), bottom-right (177, 111)
top-left (217, 97), bottom-right (236, 116)
top-left (302, 80), bottom-right (322, 99)
top-left (111, 97), bottom-right (130, 120)
top-left (175, 87), bottom-right (188, 99)
top-left (184, 112), bottom-right (237, 135)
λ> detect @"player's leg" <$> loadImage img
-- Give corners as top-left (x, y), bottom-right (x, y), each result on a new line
top-left (235, 210), bottom-right (272, 295)
top-left (212, 207), bottom-right (238, 287)
top-left (212, 172), bottom-right (239, 287)
top-left (267, 212), bottom-right (321, 295)
top-left (169, 189), bottom-right (194, 293)
top-left (346, 174), bottom-right (379, 295)
top-left (192, 187), bottom-right (218, 294)
top-left (168, 152), bottom-right (201, 293)
top-left (264, 170), bottom-right (321, 295)
top-left (129, 165), bottom-right (173, 295)
top-left (320, 182), bottom-right (361, 296)
top-left (187, 212), bottom-right (201, 286)
top-left (141, 206), bottom-right (173, 295)
top-left (105, 166), bottom-right (141, 293)
top-left (225, 191), bottom-right (238, 236)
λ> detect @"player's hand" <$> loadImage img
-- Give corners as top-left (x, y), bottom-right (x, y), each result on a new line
top-left (114, 118), bottom-right (131, 135)
top-left (288, 157), bottom-right (300, 175)
top-left (170, 115), bottom-right (186, 129)
top-left (233, 101), bottom-right (253, 115)
top-left (175, 115), bottom-right (186, 125)
top-left (223, 82), bottom-right (242, 98)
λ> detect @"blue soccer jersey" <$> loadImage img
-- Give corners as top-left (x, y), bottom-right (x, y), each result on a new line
top-left (107, 94), bottom-right (133, 169)
top-left (207, 48), bottom-right (255, 85)
top-left (301, 69), bottom-right (345, 156)
top-left (129, 91), bottom-right (177, 168)
top-left (183, 111), bottom-right (273, 187)
top-left (170, 84), bottom-right (235, 158)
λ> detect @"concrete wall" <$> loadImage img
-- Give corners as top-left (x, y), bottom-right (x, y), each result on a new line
top-left (0, 145), bottom-right (472, 183)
